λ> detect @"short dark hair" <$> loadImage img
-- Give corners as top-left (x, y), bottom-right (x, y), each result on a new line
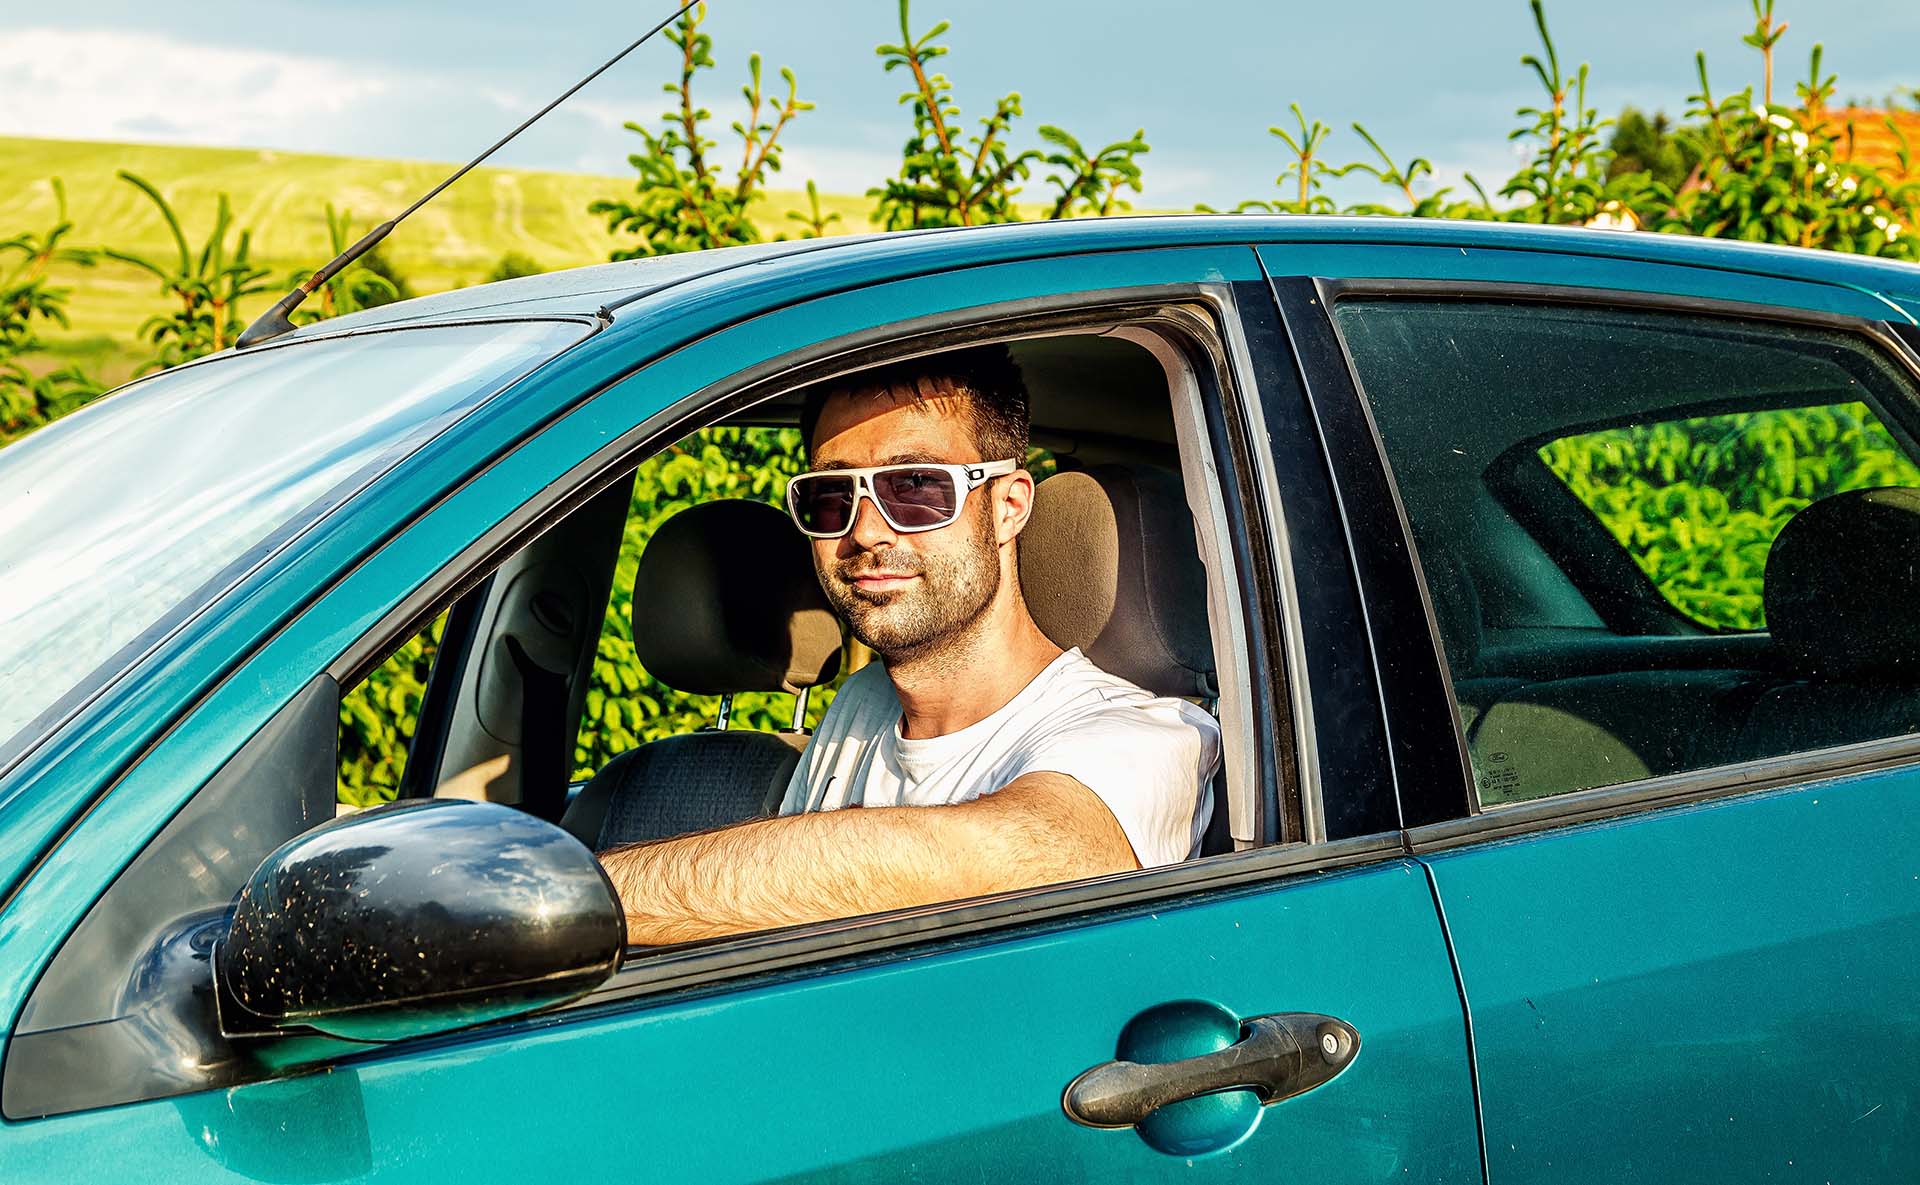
top-left (800, 343), bottom-right (1030, 463)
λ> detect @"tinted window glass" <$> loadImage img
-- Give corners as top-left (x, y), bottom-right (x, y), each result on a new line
top-left (1539, 403), bottom-right (1920, 630)
top-left (339, 612), bottom-right (449, 807)
top-left (1337, 299), bottom-right (1920, 806)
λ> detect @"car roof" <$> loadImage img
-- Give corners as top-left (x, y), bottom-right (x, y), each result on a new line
top-left (281, 214), bottom-right (1920, 342)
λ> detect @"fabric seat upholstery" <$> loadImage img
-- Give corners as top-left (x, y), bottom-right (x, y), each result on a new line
top-left (1734, 487), bottom-right (1920, 760)
top-left (563, 499), bottom-right (842, 850)
top-left (1019, 464), bottom-right (1229, 855)
top-left (1020, 465), bottom-right (1215, 697)
top-left (1468, 669), bottom-right (1752, 804)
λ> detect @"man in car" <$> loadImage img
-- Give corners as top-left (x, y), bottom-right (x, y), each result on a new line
top-left (598, 346), bottom-right (1220, 944)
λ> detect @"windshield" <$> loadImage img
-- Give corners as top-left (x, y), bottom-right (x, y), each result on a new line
top-left (0, 320), bottom-right (585, 766)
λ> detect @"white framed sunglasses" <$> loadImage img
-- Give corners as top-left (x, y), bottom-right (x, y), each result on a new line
top-left (785, 459), bottom-right (1022, 539)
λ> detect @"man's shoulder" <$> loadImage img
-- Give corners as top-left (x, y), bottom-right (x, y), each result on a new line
top-left (1037, 650), bottom-right (1219, 736)
top-left (814, 660), bottom-right (899, 729)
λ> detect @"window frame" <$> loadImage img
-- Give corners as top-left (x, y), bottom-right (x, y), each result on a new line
top-left (1300, 274), bottom-right (1920, 847)
top-left (310, 285), bottom-right (1391, 1015)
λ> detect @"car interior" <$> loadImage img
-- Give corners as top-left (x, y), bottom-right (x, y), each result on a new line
top-left (1338, 297), bottom-right (1920, 807)
top-left (400, 324), bottom-right (1263, 865)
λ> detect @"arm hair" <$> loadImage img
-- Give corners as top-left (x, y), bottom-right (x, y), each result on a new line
top-left (599, 772), bottom-right (1139, 945)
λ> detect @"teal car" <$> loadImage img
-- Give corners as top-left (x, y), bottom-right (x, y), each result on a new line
top-left (1, 217), bottom-right (1916, 1182)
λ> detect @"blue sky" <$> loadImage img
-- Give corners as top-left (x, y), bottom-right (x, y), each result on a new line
top-left (3, 1), bottom-right (1916, 209)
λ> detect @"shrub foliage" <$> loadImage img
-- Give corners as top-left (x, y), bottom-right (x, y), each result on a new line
top-left (1540, 403), bottom-right (1920, 631)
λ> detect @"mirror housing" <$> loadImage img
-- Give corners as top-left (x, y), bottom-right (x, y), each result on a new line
top-left (215, 799), bottom-right (625, 1043)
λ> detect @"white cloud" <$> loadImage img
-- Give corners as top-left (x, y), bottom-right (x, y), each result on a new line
top-left (0, 27), bottom-right (391, 146)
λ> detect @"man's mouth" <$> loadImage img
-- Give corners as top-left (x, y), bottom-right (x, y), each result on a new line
top-left (849, 572), bottom-right (919, 593)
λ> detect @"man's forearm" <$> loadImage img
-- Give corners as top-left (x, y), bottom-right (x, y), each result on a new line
top-left (599, 774), bottom-right (1137, 945)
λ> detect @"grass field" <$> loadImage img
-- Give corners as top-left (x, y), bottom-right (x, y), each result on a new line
top-left (1, 135), bottom-right (880, 384)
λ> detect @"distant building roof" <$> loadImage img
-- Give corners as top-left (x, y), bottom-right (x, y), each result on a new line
top-left (1831, 108), bottom-right (1920, 182)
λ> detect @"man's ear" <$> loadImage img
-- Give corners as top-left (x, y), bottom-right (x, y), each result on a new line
top-left (994, 468), bottom-right (1037, 545)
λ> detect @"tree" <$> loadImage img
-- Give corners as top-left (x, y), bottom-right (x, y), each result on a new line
top-left (1606, 108), bottom-right (1703, 189)
top-left (1656, 25), bottom-right (1917, 258)
top-left (870, 0), bottom-right (1150, 229)
top-left (589, 3), bottom-right (815, 258)
top-left (0, 179), bottom-right (98, 441)
top-left (1040, 126), bottom-right (1150, 220)
top-left (485, 252), bottom-right (545, 283)
top-left (103, 171), bottom-right (273, 371)
top-left (784, 180), bottom-right (843, 239)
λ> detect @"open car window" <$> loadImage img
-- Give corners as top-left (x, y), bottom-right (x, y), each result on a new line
top-left (1537, 401), bottom-right (1920, 631)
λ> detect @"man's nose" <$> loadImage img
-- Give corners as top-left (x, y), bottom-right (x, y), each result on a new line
top-left (839, 493), bottom-right (898, 553)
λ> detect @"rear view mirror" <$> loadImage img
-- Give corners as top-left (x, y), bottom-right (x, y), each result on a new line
top-left (215, 799), bottom-right (625, 1043)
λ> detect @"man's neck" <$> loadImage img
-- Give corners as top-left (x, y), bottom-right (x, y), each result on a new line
top-left (884, 591), bottom-right (1062, 740)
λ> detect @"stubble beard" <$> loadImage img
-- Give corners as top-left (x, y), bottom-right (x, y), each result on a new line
top-left (820, 499), bottom-right (1002, 669)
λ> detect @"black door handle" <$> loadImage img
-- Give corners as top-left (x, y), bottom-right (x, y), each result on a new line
top-left (1063, 1012), bottom-right (1361, 1129)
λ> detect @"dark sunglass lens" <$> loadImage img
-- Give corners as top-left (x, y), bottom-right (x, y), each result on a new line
top-left (875, 467), bottom-right (959, 528)
top-left (793, 475), bottom-right (856, 534)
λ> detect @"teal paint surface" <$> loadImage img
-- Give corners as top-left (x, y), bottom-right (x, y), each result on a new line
top-left (1255, 242), bottom-right (1897, 319)
top-left (293, 215), bottom-right (1920, 333)
top-left (2, 861), bottom-right (1475, 1183)
top-left (1427, 771), bottom-right (1920, 1183)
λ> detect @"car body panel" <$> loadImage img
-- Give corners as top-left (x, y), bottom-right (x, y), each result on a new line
top-left (1254, 241), bottom-right (1903, 321)
top-left (1273, 240), bottom-right (1920, 1182)
top-left (290, 216), bottom-right (1920, 338)
top-left (0, 244), bottom-right (1265, 932)
top-left (3, 862), bottom-right (1478, 1183)
top-left (1425, 770), bottom-right (1920, 1181)
top-left (0, 239), bottom-right (1483, 1180)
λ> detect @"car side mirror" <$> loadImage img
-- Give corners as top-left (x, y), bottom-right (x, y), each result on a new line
top-left (214, 799), bottom-right (626, 1043)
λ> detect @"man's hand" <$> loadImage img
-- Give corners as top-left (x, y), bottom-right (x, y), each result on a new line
top-left (598, 772), bottom-right (1139, 945)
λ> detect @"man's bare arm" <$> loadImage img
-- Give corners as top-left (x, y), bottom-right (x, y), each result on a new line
top-left (598, 772), bottom-right (1139, 945)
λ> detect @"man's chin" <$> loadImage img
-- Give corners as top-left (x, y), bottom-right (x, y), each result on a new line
top-left (841, 604), bottom-right (934, 657)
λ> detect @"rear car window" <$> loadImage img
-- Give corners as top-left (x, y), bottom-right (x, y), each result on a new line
top-left (1335, 297), bottom-right (1920, 807)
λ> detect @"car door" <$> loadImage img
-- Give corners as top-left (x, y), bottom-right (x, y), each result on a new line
top-left (1264, 242), bottom-right (1920, 1182)
top-left (0, 244), bottom-right (1479, 1182)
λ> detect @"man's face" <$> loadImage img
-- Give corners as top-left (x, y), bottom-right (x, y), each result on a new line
top-left (806, 390), bottom-right (1009, 660)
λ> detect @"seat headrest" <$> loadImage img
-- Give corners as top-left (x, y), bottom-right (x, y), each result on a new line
top-left (1019, 465), bottom-right (1216, 697)
top-left (631, 499), bottom-right (842, 695)
top-left (1765, 486), bottom-right (1920, 679)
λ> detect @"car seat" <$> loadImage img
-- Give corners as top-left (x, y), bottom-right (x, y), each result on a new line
top-left (562, 499), bottom-right (843, 849)
top-left (1735, 486), bottom-right (1920, 756)
top-left (1017, 463), bottom-right (1232, 856)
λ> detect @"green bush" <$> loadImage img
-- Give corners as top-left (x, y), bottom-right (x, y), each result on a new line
top-left (572, 425), bottom-right (824, 778)
top-left (1, 179), bottom-right (99, 442)
top-left (1540, 402), bottom-right (1920, 630)
top-left (335, 427), bottom-right (825, 802)
top-left (337, 612), bottom-right (446, 806)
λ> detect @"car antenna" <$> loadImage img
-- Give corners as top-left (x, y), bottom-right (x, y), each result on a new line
top-left (237, 0), bottom-right (702, 350)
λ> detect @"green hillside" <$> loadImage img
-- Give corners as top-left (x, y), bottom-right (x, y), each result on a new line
top-left (1, 135), bottom-right (875, 382)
